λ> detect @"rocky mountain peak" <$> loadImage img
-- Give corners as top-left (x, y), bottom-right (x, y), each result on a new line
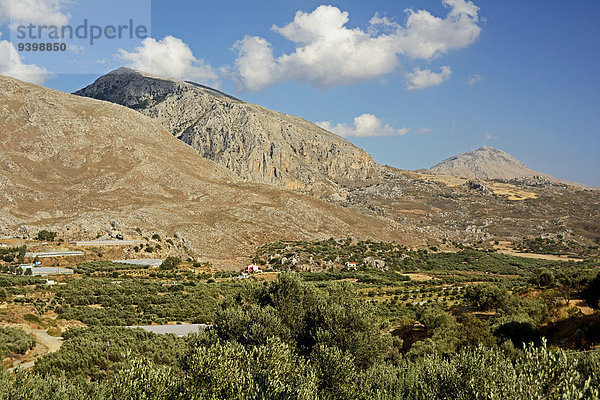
top-left (75, 68), bottom-right (380, 196)
top-left (426, 146), bottom-right (551, 181)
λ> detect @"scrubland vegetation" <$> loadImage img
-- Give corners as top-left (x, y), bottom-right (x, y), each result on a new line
top-left (34, 327), bottom-right (186, 380)
top-left (516, 237), bottom-right (600, 258)
top-left (0, 327), bottom-right (35, 359)
top-left (0, 239), bottom-right (599, 399)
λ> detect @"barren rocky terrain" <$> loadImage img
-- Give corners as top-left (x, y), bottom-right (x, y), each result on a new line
top-left (341, 167), bottom-right (600, 246)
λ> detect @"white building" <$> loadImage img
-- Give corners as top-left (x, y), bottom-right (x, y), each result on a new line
top-left (245, 264), bottom-right (262, 274)
top-left (345, 262), bottom-right (358, 270)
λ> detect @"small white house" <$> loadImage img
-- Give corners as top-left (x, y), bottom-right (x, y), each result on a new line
top-left (345, 262), bottom-right (358, 270)
top-left (245, 264), bottom-right (263, 274)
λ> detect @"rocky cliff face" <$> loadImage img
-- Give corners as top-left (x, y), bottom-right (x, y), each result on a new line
top-left (426, 146), bottom-right (555, 181)
top-left (75, 68), bottom-right (380, 197)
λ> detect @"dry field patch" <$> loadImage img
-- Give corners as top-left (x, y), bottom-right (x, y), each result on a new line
top-left (415, 173), bottom-right (539, 201)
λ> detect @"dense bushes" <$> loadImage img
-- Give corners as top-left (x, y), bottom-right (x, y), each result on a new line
top-left (3, 330), bottom-right (598, 400)
top-left (181, 275), bottom-right (598, 398)
top-left (74, 261), bottom-right (148, 274)
top-left (464, 284), bottom-right (512, 311)
top-left (160, 256), bottom-right (182, 270)
top-left (0, 275), bottom-right (44, 287)
top-left (34, 327), bottom-right (186, 380)
top-left (464, 284), bottom-right (548, 324)
top-left (212, 274), bottom-right (392, 367)
top-left (0, 327), bottom-right (36, 357)
top-left (36, 230), bottom-right (57, 241)
top-left (179, 337), bottom-right (316, 399)
top-left (411, 250), bottom-right (558, 276)
top-left (0, 246), bottom-right (26, 264)
top-left (463, 283), bottom-right (548, 347)
top-left (1, 247), bottom-right (599, 397)
top-left (517, 237), bottom-right (599, 257)
top-left (0, 274), bottom-right (598, 398)
top-left (255, 238), bottom-right (408, 270)
top-left (256, 240), bottom-right (574, 286)
top-left (55, 278), bottom-right (237, 325)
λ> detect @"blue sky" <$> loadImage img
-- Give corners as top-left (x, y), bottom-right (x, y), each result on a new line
top-left (1, 0), bottom-right (599, 185)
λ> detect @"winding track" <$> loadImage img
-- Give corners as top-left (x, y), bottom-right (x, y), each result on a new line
top-left (8, 327), bottom-right (63, 371)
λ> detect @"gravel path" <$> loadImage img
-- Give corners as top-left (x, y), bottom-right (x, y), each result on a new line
top-left (8, 326), bottom-right (63, 371)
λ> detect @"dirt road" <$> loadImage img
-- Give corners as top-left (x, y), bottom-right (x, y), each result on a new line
top-left (8, 326), bottom-right (63, 371)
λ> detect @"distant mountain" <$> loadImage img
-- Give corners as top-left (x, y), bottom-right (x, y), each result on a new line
top-left (75, 67), bottom-right (381, 197)
top-left (425, 146), bottom-right (561, 182)
top-left (0, 75), bottom-right (421, 262)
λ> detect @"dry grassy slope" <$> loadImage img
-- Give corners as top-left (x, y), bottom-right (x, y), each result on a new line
top-left (75, 67), bottom-right (381, 197)
top-left (0, 76), bottom-right (422, 264)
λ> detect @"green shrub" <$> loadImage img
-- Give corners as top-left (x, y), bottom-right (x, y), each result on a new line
top-left (0, 327), bottom-right (35, 357)
top-left (160, 256), bottom-right (182, 270)
top-left (36, 230), bottom-right (57, 241)
top-left (34, 326), bottom-right (186, 380)
top-left (23, 314), bottom-right (42, 324)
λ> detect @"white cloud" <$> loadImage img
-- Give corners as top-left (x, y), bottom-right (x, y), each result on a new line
top-left (317, 113), bottom-right (410, 138)
top-left (0, 36), bottom-right (50, 84)
top-left (468, 73), bottom-right (483, 86)
top-left (118, 36), bottom-right (219, 85)
top-left (405, 66), bottom-right (451, 90)
top-left (0, 1), bottom-right (64, 84)
top-left (0, 0), bottom-right (70, 26)
top-left (231, 36), bottom-right (277, 92)
top-left (395, 0), bottom-right (480, 59)
top-left (484, 133), bottom-right (497, 141)
top-left (232, 0), bottom-right (480, 91)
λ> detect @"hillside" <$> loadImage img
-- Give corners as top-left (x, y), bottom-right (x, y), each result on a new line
top-left (0, 75), bottom-right (422, 263)
top-left (425, 146), bottom-right (558, 181)
top-left (75, 67), bottom-right (381, 197)
top-left (73, 70), bottom-right (599, 247)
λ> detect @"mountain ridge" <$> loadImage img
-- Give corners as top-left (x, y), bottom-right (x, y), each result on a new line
top-left (0, 74), bottom-right (422, 263)
top-left (2, 72), bottom-right (599, 259)
top-left (74, 67), bottom-right (381, 198)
